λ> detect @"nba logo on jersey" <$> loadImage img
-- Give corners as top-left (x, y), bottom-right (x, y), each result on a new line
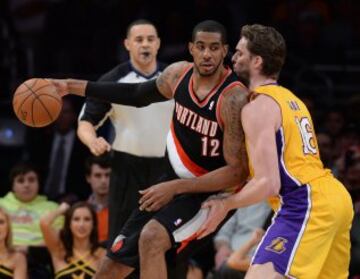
top-left (265, 237), bottom-right (288, 254)
top-left (209, 101), bottom-right (215, 111)
top-left (174, 218), bottom-right (182, 226)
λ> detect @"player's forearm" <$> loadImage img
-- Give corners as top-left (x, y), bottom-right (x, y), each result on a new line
top-left (176, 165), bottom-right (243, 194)
top-left (67, 79), bottom-right (88, 96)
top-left (224, 176), bottom-right (277, 211)
top-left (77, 121), bottom-right (97, 147)
top-left (84, 79), bottom-right (169, 107)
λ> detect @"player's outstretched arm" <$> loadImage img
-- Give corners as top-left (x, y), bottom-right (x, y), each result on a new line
top-left (51, 61), bottom-right (190, 107)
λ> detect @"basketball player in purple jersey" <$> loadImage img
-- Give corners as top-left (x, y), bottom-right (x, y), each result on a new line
top-left (199, 24), bottom-right (353, 279)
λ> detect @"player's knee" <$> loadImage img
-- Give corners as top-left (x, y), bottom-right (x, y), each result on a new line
top-left (94, 256), bottom-right (127, 279)
top-left (139, 219), bottom-right (171, 252)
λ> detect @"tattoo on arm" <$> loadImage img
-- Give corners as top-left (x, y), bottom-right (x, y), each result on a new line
top-left (156, 61), bottom-right (190, 98)
top-left (221, 86), bottom-right (249, 184)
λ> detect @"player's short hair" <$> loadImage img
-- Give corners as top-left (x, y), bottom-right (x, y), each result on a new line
top-left (241, 24), bottom-right (286, 78)
top-left (85, 154), bottom-right (111, 176)
top-left (192, 20), bottom-right (227, 44)
top-left (126, 19), bottom-right (158, 37)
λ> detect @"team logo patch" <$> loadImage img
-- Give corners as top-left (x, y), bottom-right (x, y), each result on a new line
top-left (174, 218), bottom-right (182, 226)
top-left (265, 237), bottom-right (288, 254)
top-left (111, 234), bottom-right (126, 253)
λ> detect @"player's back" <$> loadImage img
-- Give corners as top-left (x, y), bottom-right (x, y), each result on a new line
top-left (255, 84), bottom-right (329, 193)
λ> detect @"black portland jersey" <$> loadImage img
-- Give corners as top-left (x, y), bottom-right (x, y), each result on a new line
top-left (166, 64), bottom-right (243, 178)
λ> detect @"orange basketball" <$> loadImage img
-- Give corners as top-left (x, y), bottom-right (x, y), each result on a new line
top-left (13, 78), bottom-right (62, 127)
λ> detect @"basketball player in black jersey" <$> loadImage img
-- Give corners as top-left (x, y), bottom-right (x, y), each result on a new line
top-left (77, 19), bottom-right (173, 252)
top-left (50, 20), bottom-right (249, 279)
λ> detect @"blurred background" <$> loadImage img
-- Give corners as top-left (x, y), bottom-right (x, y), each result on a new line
top-left (1, 0), bottom-right (359, 202)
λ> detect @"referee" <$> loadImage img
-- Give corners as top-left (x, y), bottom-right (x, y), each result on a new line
top-left (77, 19), bottom-right (173, 248)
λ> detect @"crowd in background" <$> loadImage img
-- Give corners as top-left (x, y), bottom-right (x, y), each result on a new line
top-left (0, 0), bottom-right (359, 278)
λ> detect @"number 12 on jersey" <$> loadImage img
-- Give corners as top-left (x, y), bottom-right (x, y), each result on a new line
top-left (201, 136), bottom-right (220, 157)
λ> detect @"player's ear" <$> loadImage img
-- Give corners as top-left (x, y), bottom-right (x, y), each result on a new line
top-left (188, 42), bottom-right (194, 56)
top-left (156, 37), bottom-right (161, 51)
top-left (223, 44), bottom-right (229, 57)
top-left (253, 55), bottom-right (263, 70)
top-left (124, 38), bottom-right (130, 51)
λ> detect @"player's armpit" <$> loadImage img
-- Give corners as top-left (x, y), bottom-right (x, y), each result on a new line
top-left (220, 85), bottom-right (249, 185)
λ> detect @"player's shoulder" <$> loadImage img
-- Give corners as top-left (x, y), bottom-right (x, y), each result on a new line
top-left (242, 93), bottom-right (280, 125)
top-left (160, 61), bottom-right (193, 83)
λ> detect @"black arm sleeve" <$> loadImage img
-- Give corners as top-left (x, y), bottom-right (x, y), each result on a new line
top-left (79, 98), bottom-right (112, 125)
top-left (85, 79), bottom-right (169, 107)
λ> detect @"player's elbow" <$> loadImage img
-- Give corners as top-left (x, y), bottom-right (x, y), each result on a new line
top-left (266, 177), bottom-right (280, 197)
top-left (256, 176), bottom-right (280, 197)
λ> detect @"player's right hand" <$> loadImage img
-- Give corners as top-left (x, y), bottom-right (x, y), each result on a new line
top-left (47, 79), bottom-right (69, 97)
top-left (88, 137), bottom-right (111, 156)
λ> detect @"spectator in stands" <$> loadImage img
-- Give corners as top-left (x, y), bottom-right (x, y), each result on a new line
top-left (24, 97), bottom-right (90, 202)
top-left (322, 107), bottom-right (346, 160)
top-left (344, 160), bottom-right (360, 211)
top-left (40, 202), bottom-right (106, 279)
top-left (0, 207), bottom-right (27, 278)
top-left (317, 132), bottom-right (336, 173)
top-left (0, 163), bottom-right (62, 278)
top-left (333, 124), bottom-right (360, 180)
top-left (225, 228), bottom-right (265, 276)
top-left (209, 202), bottom-right (271, 279)
top-left (0, 163), bottom-right (61, 249)
top-left (85, 154), bottom-right (111, 244)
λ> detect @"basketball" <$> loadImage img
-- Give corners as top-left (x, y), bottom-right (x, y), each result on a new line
top-left (12, 78), bottom-right (62, 128)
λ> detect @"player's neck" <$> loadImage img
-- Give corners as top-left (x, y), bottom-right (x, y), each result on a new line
top-left (193, 65), bottom-right (226, 88)
top-left (249, 75), bottom-right (277, 90)
top-left (131, 60), bottom-right (157, 76)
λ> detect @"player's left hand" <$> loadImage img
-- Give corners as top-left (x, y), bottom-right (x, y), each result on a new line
top-left (139, 180), bottom-right (178, 211)
top-left (197, 198), bottom-right (229, 239)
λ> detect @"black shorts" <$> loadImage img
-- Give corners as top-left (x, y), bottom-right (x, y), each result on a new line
top-left (108, 192), bottom-right (216, 269)
top-left (108, 150), bottom-right (174, 245)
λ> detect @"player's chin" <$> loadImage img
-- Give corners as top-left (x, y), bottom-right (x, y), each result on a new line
top-left (200, 64), bottom-right (217, 75)
top-left (199, 69), bottom-right (216, 77)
